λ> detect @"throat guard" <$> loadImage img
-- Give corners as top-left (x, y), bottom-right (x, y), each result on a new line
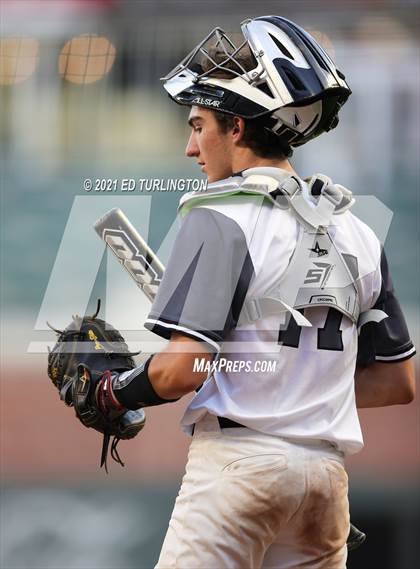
top-left (179, 168), bottom-right (355, 223)
top-left (179, 169), bottom-right (367, 327)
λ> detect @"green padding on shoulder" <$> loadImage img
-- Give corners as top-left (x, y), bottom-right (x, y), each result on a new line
top-left (179, 190), bottom-right (266, 216)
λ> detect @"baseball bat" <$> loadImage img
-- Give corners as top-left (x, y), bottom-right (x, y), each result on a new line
top-left (94, 208), bottom-right (165, 302)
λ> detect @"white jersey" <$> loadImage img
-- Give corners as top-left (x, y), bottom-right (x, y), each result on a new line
top-left (145, 168), bottom-right (415, 455)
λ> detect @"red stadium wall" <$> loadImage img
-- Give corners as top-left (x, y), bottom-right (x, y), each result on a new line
top-left (1, 363), bottom-right (418, 484)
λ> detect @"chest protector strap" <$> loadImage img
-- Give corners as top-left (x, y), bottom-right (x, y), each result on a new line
top-left (178, 169), bottom-right (385, 331)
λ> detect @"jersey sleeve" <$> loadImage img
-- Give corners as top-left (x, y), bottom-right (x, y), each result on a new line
top-left (357, 249), bottom-right (416, 366)
top-left (144, 207), bottom-right (254, 351)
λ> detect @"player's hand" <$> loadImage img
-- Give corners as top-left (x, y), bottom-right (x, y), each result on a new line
top-left (47, 300), bottom-right (146, 471)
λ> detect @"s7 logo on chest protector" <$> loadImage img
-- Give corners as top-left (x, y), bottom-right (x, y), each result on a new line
top-left (304, 262), bottom-right (334, 288)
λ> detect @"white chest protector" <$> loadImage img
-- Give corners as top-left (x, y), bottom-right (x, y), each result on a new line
top-left (179, 168), bottom-right (387, 330)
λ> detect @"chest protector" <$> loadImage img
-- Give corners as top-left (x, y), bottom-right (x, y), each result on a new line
top-left (179, 168), bottom-right (386, 331)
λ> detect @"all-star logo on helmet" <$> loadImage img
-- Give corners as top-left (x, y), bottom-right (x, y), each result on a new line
top-left (191, 97), bottom-right (221, 108)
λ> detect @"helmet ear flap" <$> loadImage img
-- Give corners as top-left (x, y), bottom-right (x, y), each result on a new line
top-left (271, 100), bottom-right (323, 141)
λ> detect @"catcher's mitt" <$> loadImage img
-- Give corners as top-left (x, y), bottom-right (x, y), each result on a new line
top-left (47, 299), bottom-right (145, 471)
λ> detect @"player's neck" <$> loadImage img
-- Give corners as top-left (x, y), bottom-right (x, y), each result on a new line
top-left (231, 151), bottom-right (297, 177)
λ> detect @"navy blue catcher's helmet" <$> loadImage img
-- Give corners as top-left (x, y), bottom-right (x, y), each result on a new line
top-left (162, 16), bottom-right (351, 147)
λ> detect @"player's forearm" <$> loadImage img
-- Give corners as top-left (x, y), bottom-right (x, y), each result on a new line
top-left (148, 333), bottom-right (213, 399)
top-left (148, 351), bottom-right (206, 399)
top-left (354, 359), bottom-right (415, 408)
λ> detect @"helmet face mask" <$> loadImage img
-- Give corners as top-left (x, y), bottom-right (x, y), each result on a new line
top-left (162, 25), bottom-right (267, 118)
top-left (162, 16), bottom-right (351, 147)
top-left (162, 26), bottom-right (258, 85)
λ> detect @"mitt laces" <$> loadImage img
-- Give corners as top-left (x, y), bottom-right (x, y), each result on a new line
top-left (46, 299), bottom-right (103, 335)
top-left (101, 433), bottom-right (125, 473)
top-left (47, 298), bottom-right (141, 357)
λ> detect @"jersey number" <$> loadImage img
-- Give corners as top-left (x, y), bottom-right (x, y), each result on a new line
top-left (278, 308), bottom-right (344, 351)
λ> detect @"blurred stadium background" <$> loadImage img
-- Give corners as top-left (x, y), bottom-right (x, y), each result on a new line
top-left (0, 1), bottom-right (419, 567)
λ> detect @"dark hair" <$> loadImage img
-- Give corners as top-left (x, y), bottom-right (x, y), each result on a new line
top-left (201, 41), bottom-right (293, 159)
top-left (213, 112), bottom-right (293, 160)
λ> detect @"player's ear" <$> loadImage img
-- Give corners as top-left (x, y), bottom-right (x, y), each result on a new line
top-left (231, 116), bottom-right (246, 144)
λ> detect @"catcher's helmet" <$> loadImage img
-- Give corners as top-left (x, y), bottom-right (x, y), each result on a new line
top-left (162, 16), bottom-right (351, 147)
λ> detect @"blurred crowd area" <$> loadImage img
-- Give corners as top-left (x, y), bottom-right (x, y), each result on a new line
top-left (1, 0), bottom-right (419, 179)
top-left (0, 0), bottom-right (419, 310)
top-left (0, 1), bottom-right (419, 568)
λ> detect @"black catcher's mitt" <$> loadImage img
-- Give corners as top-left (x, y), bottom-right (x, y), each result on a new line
top-left (47, 299), bottom-right (145, 471)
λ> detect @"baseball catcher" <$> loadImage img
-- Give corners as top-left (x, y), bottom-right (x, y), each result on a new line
top-left (47, 299), bottom-right (146, 472)
top-left (46, 13), bottom-right (415, 568)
